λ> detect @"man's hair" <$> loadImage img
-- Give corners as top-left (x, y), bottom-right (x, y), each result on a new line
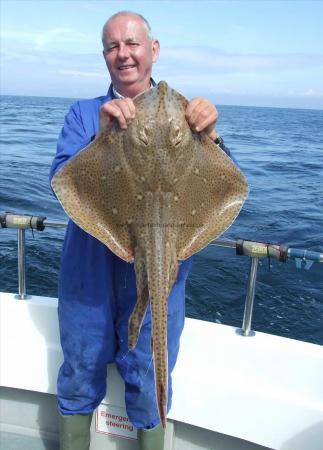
top-left (101, 11), bottom-right (153, 48)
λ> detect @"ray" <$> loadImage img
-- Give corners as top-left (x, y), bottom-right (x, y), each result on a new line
top-left (51, 81), bottom-right (249, 428)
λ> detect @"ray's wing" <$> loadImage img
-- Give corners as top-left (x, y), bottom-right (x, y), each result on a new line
top-left (51, 127), bottom-right (135, 262)
top-left (176, 134), bottom-right (249, 260)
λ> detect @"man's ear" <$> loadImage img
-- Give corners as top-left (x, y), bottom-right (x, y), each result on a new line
top-left (152, 40), bottom-right (160, 63)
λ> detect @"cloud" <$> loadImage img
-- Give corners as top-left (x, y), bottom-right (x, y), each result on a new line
top-left (293, 89), bottom-right (323, 98)
top-left (159, 46), bottom-right (323, 74)
top-left (0, 46), bottom-right (103, 69)
top-left (2, 28), bottom-right (96, 50)
top-left (1, 38), bottom-right (322, 108)
top-left (57, 69), bottom-right (106, 79)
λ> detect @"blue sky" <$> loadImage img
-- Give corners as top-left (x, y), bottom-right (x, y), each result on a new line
top-left (1, 0), bottom-right (323, 108)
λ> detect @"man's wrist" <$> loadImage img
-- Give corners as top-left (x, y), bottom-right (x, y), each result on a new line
top-left (207, 128), bottom-right (217, 141)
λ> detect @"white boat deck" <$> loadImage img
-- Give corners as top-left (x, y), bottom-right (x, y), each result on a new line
top-left (1, 292), bottom-right (323, 449)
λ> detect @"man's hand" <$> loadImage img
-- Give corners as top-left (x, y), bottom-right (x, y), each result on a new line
top-left (185, 97), bottom-right (219, 140)
top-left (99, 98), bottom-right (136, 132)
top-left (99, 96), bottom-right (219, 139)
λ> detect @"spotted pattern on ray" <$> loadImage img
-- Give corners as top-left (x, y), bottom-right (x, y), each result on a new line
top-left (51, 81), bottom-right (249, 428)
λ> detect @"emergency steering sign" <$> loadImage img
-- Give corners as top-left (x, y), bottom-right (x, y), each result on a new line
top-left (96, 403), bottom-right (137, 440)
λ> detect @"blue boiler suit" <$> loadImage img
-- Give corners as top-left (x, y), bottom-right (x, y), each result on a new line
top-left (50, 82), bottom-right (234, 429)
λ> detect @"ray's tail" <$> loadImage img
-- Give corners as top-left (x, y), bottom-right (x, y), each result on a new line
top-left (149, 296), bottom-right (168, 428)
top-left (145, 233), bottom-right (178, 428)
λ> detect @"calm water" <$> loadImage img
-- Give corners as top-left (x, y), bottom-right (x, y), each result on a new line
top-left (0, 94), bottom-right (322, 345)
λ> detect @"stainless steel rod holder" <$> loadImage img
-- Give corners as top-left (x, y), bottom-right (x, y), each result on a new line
top-left (16, 229), bottom-right (28, 299)
top-left (237, 257), bottom-right (258, 337)
top-left (2, 213), bottom-right (321, 308)
top-left (43, 219), bottom-right (68, 228)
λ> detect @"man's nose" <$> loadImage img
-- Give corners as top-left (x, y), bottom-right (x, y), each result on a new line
top-left (117, 43), bottom-right (130, 59)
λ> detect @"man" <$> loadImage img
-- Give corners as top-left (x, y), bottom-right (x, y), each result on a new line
top-left (50, 11), bottom-right (231, 450)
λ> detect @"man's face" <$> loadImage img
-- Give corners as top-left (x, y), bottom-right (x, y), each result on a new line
top-left (102, 14), bottom-right (160, 96)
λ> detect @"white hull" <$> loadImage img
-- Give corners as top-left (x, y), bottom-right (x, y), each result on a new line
top-left (1, 292), bottom-right (323, 449)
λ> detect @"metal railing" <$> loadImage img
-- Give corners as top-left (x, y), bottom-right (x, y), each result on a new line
top-left (1, 212), bottom-right (322, 336)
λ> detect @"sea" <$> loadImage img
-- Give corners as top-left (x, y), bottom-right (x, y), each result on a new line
top-left (0, 94), bottom-right (322, 345)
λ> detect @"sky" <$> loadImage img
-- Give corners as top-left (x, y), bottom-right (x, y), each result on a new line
top-left (1, 0), bottom-right (323, 109)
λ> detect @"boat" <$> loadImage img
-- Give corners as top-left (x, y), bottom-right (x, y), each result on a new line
top-left (1, 212), bottom-right (322, 450)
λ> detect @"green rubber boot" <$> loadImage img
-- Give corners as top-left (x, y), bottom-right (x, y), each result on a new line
top-left (137, 423), bottom-right (165, 450)
top-left (59, 413), bottom-right (93, 450)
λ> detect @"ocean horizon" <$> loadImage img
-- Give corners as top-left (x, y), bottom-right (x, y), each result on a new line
top-left (1, 93), bottom-right (322, 112)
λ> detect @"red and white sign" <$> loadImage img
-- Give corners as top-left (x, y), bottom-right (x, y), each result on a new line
top-left (96, 403), bottom-right (137, 440)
